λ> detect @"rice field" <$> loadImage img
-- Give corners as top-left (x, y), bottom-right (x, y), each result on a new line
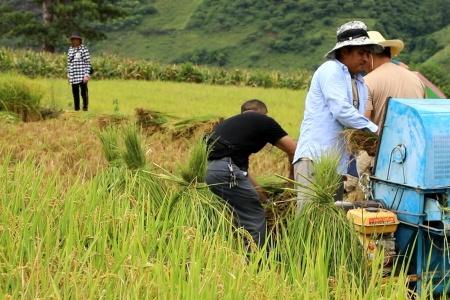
top-left (35, 76), bottom-right (304, 136)
top-left (0, 74), bottom-right (437, 298)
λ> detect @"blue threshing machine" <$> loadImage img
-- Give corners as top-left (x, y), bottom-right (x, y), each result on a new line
top-left (371, 98), bottom-right (450, 294)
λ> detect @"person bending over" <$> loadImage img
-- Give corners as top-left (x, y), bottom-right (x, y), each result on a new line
top-left (206, 99), bottom-right (296, 247)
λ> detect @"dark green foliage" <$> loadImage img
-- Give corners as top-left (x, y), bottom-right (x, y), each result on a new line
top-left (158, 0), bottom-right (450, 72)
top-left (419, 62), bottom-right (450, 97)
top-left (187, 0), bottom-right (450, 68)
top-left (99, 2), bottom-right (158, 31)
top-left (2, 0), bottom-right (450, 78)
top-left (174, 49), bottom-right (229, 67)
top-left (0, 0), bottom-right (144, 52)
top-left (177, 63), bottom-right (204, 83)
top-left (372, 0), bottom-right (450, 64)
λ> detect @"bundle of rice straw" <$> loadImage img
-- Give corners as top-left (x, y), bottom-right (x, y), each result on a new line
top-left (259, 177), bottom-right (296, 232)
top-left (170, 116), bottom-right (223, 139)
top-left (97, 114), bottom-right (129, 129)
top-left (342, 128), bottom-right (379, 156)
top-left (135, 108), bottom-right (171, 132)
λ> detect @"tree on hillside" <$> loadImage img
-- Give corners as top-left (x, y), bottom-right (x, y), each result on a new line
top-left (0, 0), bottom-right (135, 52)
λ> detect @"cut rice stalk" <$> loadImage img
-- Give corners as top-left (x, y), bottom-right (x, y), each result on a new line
top-left (179, 137), bottom-right (210, 184)
top-left (342, 128), bottom-right (379, 156)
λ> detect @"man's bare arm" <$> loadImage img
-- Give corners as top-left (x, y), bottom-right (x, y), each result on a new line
top-left (274, 136), bottom-right (297, 180)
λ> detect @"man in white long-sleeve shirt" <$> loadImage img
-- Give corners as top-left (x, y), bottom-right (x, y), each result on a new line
top-left (293, 21), bottom-right (381, 212)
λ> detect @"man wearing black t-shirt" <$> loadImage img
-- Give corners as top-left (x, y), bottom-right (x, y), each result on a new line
top-left (206, 99), bottom-right (296, 247)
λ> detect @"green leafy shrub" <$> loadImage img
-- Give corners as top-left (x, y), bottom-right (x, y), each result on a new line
top-left (0, 48), bottom-right (311, 90)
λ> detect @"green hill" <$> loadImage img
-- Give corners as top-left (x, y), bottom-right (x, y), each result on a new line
top-left (91, 0), bottom-right (450, 72)
top-left (418, 25), bottom-right (450, 96)
top-left (1, 0), bottom-right (449, 93)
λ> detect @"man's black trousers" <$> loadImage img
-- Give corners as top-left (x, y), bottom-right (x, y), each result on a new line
top-left (71, 82), bottom-right (88, 111)
top-left (205, 158), bottom-right (266, 248)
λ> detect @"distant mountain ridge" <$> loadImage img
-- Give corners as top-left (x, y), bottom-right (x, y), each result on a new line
top-left (91, 0), bottom-right (450, 70)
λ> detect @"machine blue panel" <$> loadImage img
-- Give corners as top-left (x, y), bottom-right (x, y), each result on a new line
top-left (372, 181), bottom-right (425, 224)
top-left (374, 99), bottom-right (450, 189)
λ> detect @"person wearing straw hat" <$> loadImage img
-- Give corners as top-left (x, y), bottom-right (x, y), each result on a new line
top-left (293, 20), bottom-right (381, 213)
top-left (364, 31), bottom-right (425, 128)
top-left (67, 33), bottom-right (92, 111)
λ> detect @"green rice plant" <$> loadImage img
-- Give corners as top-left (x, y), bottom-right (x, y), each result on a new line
top-left (121, 125), bottom-right (147, 170)
top-left (98, 126), bottom-right (121, 165)
top-left (0, 73), bottom-right (43, 121)
top-left (285, 151), bottom-right (367, 279)
top-left (0, 147), bottom-right (438, 298)
top-left (179, 137), bottom-right (210, 184)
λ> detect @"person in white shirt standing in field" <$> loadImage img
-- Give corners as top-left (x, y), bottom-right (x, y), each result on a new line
top-left (67, 33), bottom-right (91, 111)
top-left (293, 21), bottom-right (381, 212)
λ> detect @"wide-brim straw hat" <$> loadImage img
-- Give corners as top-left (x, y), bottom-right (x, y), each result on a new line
top-left (368, 31), bottom-right (404, 57)
top-left (325, 21), bottom-right (384, 59)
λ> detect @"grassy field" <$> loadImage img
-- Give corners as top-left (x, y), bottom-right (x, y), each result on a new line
top-left (0, 74), bottom-right (303, 184)
top-left (36, 77), bottom-right (305, 136)
top-left (0, 74), bottom-right (438, 298)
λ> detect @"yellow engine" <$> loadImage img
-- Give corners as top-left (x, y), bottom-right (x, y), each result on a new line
top-left (347, 207), bottom-right (399, 271)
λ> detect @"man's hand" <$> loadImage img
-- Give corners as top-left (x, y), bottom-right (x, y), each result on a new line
top-left (83, 75), bottom-right (90, 83)
top-left (274, 136), bottom-right (297, 181)
top-left (248, 174), bottom-right (269, 204)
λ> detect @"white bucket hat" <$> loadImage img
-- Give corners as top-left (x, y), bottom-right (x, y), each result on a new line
top-left (367, 31), bottom-right (404, 57)
top-left (325, 21), bottom-right (384, 59)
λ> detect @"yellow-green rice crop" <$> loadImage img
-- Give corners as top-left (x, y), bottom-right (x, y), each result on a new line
top-left (1, 74), bottom-right (303, 136)
top-left (0, 149), bottom-right (432, 299)
top-left (0, 72), bottom-right (439, 299)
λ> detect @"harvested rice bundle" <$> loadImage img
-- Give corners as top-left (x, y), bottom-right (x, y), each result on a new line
top-left (39, 107), bottom-right (63, 120)
top-left (97, 114), bottom-right (129, 129)
top-left (287, 152), bottom-right (367, 279)
top-left (255, 177), bottom-right (296, 240)
top-left (135, 108), bottom-right (171, 132)
top-left (122, 125), bottom-right (147, 170)
top-left (98, 124), bottom-right (147, 170)
top-left (179, 137), bottom-right (210, 184)
top-left (342, 128), bottom-right (378, 156)
top-left (264, 190), bottom-right (296, 232)
top-left (171, 116), bottom-right (223, 139)
top-left (258, 177), bottom-right (296, 229)
top-left (98, 126), bottom-right (121, 165)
